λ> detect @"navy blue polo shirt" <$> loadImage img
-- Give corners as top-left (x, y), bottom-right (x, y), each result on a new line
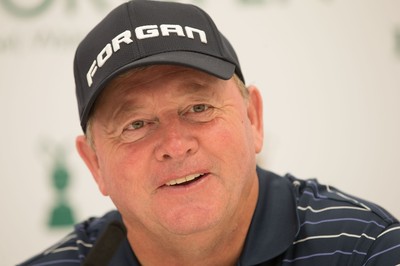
top-left (19, 168), bottom-right (400, 265)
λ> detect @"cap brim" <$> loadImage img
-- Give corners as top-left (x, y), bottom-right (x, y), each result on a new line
top-left (118, 51), bottom-right (236, 81)
top-left (81, 51), bottom-right (236, 131)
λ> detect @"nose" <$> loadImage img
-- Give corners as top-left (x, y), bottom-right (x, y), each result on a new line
top-left (154, 117), bottom-right (199, 161)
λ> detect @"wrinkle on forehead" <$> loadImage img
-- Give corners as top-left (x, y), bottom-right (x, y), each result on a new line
top-left (95, 65), bottom-right (222, 112)
top-left (111, 65), bottom-right (218, 95)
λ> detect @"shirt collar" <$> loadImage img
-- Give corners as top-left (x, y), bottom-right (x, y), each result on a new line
top-left (238, 167), bottom-right (299, 265)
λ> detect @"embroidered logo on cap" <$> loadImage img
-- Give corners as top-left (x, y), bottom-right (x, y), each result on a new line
top-left (86, 24), bottom-right (208, 87)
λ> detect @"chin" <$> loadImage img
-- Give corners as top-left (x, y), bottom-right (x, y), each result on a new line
top-left (158, 206), bottom-right (225, 236)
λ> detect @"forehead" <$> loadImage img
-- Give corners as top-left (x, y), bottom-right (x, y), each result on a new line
top-left (94, 65), bottom-right (227, 107)
top-left (116, 65), bottom-right (218, 89)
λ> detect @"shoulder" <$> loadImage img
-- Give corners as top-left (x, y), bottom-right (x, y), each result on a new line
top-left (18, 210), bottom-right (121, 266)
top-left (289, 175), bottom-right (397, 225)
top-left (282, 173), bottom-right (400, 265)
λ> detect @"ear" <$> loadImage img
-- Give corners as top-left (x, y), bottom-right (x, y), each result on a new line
top-left (246, 86), bottom-right (264, 153)
top-left (75, 135), bottom-right (109, 196)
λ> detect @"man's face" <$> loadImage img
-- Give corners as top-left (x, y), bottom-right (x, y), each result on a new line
top-left (77, 65), bottom-right (263, 237)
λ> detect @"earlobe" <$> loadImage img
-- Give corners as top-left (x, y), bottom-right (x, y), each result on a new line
top-left (247, 86), bottom-right (264, 153)
top-left (75, 135), bottom-right (109, 196)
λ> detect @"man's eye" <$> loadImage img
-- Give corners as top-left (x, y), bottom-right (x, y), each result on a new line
top-left (181, 104), bottom-right (216, 123)
top-left (129, 120), bottom-right (145, 130)
top-left (191, 104), bottom-right (209, 113)
top-left (121, 119), bottom-right (159, 143)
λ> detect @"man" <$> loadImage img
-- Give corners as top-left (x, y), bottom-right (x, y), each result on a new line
top-left (20, 1), bottom-right (400, 265)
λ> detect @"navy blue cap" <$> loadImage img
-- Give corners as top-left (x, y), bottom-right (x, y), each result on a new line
top-left (74, 0), bottom-right (244, 132)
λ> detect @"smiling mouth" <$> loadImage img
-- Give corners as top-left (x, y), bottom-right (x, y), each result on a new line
top-left (165, 173), bottom-right (207, 187)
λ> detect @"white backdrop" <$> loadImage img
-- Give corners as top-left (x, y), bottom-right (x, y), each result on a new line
top-left (1, 0), bottom-right (399, 264)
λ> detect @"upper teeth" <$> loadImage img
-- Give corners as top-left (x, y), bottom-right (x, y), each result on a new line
top-left (165, 173), bottom-right (203, 186)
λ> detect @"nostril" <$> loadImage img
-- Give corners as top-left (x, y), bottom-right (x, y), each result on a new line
top-left (161, 148), bottom-right (192, 160)
top-left (163, 154), bottom-right (172, 160)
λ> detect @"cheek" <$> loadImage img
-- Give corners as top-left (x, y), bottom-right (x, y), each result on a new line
top-left (96, 146), bottom-right (144, 197)
top-left (205, 115), bottom-right (255, 159)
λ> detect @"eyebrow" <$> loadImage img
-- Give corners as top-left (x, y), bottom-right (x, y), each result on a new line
top-left (177, 79), bottom-right (219, 98)
top-left (110, 100), bottom-right (147, 123)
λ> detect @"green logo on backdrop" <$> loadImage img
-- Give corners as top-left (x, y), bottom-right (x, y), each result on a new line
top-left (42, 142), bottom-right (76, 228)
top-left (0, 0), bottom-right (288, 18)
top-left (1, 0), bottom-right (52, 17)
top-left (0, 0), bottom-right (107, 18)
